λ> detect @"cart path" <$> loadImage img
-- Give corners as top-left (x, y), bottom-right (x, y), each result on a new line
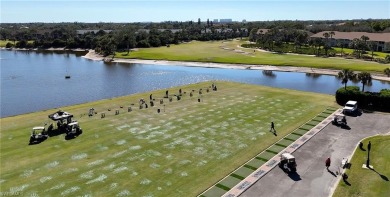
top-left (199, 107), bottom-right (340, 197)
top-left (220, 109), bottom-right (341, 197)
top-left (240, 111), bottom-right (390, 197)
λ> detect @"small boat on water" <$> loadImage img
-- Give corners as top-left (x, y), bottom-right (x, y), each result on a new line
top-left (65, 75), bottom-right (71, 79)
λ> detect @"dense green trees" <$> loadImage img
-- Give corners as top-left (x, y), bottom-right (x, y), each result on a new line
top-left (1, 19), bottom-right (389, 57)
top-left (335, 86), bottom-right (390, 112)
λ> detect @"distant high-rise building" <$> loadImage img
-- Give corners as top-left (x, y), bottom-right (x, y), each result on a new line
top-left (242, 19), bottom-right (247, 23)
top-left (213, 19), bottom-right (219, 23)
top-left (219, 19), bottom-right (232, 23)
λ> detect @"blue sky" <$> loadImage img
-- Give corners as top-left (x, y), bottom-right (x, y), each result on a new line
top-left (1, 0), bottom-right (389, 23)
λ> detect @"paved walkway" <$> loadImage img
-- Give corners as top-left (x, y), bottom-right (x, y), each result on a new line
top-left (199, 107), bottom-right (339, 197)
top-left (222, 109), bottom-right (341, 197)
top-left (241, 111), bottom-right (390, 197)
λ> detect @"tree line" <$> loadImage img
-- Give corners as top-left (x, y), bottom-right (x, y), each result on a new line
top-left (1, 19), bottom-right (389, 57)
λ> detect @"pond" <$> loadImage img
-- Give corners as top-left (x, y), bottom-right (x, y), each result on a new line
top-left (1, 50), bottom-right (389, 117)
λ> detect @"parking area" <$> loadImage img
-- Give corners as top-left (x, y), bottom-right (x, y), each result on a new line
top-left (241, 111), bottom-right (390, 197)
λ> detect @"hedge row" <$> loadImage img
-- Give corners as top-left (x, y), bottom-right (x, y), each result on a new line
top-left (336, 86), bottom-right (390, 112)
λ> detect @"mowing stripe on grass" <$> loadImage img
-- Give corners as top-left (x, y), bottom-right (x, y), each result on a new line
top-left (284, 137), bottom-right (296, 142)
top-left (276, 139), bottom-right (294, 147)
top-left (202, 186), bottom-right (229, 197)
top-left (318, 115), bottom-right (328, 118)
top-left (244, 164), bottom-right (258, 171)
top-left (313, 117), bottom-right (325, 122)
top-left (216, 184), bottom-right (231, 191)
top-left (246, 159), bottom-right (266, 168)
top-left (265, 149), bottom-right (278, 155)
top-left (299, 127), bottom-right (310, 131)
top-left (255, 157), bottom-right (268, 162)
top-left (275, 143), bottom-right (288, 148)
top-left (291, 132), bottom-right (303, 136)
top-left (218, 176), bottom-right (243, 189)
top-left (230, 173), bottom-right (245, 180)
top-left (268, 144), bottom-right (287, 153)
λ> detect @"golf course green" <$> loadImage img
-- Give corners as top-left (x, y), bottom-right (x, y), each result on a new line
top-left (0, 81), bottom-right (337, 196)
top-left (117, 40), bottom-right (389, 73)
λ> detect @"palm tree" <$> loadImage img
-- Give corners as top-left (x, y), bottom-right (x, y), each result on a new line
top-left (330, 31), bottom-right (335, 39)
top-left (338, 69), bottom-right (356, 89)
top-left (330, 31), bottom-right (335, 47)
top-left (323, 32), bottom-right (330, 56)
top-left (357, 72), bottom-right (372, 92)
top-left (360, 35), bottom-right (369, 53)
top-left (123, 34), bottom-right (130, 55)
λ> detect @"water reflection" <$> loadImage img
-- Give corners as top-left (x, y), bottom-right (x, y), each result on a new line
top-left (305, 73), bottom-right (321, 79)
top-left (1, 50), bottom-right (390, 117)
top-left (262, 70), bottom-right (276, 78)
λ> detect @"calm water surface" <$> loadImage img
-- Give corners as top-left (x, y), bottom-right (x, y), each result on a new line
top-left (1, 50), bottom-right (389, 117)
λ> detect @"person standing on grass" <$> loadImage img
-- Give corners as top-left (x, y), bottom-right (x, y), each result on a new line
top-left (325, 157), bottom-right (331, 170)
top-left (270, 121), bottom-right (275, 132)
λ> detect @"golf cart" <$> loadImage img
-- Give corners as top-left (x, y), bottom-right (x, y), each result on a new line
top-left (280, 153), bottom-right (297, 172)
top-left (29, 126), bottom-right (48, 145)
top-left (332, 113), bottom-right (347, 127)
top-left (65, 121), bottom-right (83, 139)
top-left (47, 110), bottom-right (74, 134)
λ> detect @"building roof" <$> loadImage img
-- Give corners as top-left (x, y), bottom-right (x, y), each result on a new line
top-left (311, 31), bottom-right (390, 42)
top-left (256, 29), bottom-right (269, 34)
top-left (76, 30), bottom-right (112, 35)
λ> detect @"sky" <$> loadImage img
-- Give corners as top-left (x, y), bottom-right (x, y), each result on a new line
top-left (1, 0), bottom-right (389, 23)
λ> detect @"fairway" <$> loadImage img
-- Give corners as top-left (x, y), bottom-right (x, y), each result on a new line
top-left (0, 81), bottom-right (336, 196)
top-left (117, 40), bottom-right (390, 73)
top-left (333, 135), bottom-right (390, 197)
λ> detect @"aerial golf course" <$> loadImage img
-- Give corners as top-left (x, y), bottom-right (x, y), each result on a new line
top-left (0, 81), bottom-right (337, 196)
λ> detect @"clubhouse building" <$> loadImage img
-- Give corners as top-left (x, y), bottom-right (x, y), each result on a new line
top-left (310, 31), bottom-right (390, 52)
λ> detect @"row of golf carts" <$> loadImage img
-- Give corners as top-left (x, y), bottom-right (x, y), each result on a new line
top-left (29, 110), bottom-right (82, 145)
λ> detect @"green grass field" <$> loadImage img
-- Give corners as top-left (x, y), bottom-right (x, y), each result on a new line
top-left (116, 40), bottom-right (389, 73)
top-left (333, 135), bottom-right (390, 197)
top-left (0, 40), bottom-right (34, 47)
top-left (0, 40), bottom-right (13, 47)
top-left (0, 81), bottom-right (337, 196)
top-left (333, 47), bottom-right (389, 59)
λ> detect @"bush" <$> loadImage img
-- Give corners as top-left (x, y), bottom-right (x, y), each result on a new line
top-left (15, 40), bottom-right (27, 48)
top-left (5, 42), bottom-right (13, 48)
top-left (335, 86), bottom-right (390, 112)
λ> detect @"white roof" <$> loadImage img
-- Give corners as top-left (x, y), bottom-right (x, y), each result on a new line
top-left (346, 101), bottom-right (357, 105)
top-left (281, 153), bottom-right (295, 159)
top-left (33, 126), bottom-right (45, 130)
top-left (68, 122), bottom-right (79, 126)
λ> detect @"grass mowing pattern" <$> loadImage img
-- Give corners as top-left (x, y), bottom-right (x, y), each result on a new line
top-left (0, 82), bottom-right (336, 197)
top-left (215, 184), bottom-right (231, 191)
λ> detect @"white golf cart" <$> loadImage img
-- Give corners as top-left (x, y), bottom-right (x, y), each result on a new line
top-left (65, 121), bottom-right (83, 139)
top-left (29, 126), bottom-right (48, 144)
top-left (279, 152), bottom-right (297, 172)
top-left (332, 113), bottom-right (347, 126)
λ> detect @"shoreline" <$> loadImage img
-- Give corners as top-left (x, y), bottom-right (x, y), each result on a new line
top-left (82, 50), bottom-right (390, 82)
top-left (0, 47), bottom-right (88, 52)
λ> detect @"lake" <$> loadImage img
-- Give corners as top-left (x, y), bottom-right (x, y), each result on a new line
top-left (1, 50), bottom-right (389, 117)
